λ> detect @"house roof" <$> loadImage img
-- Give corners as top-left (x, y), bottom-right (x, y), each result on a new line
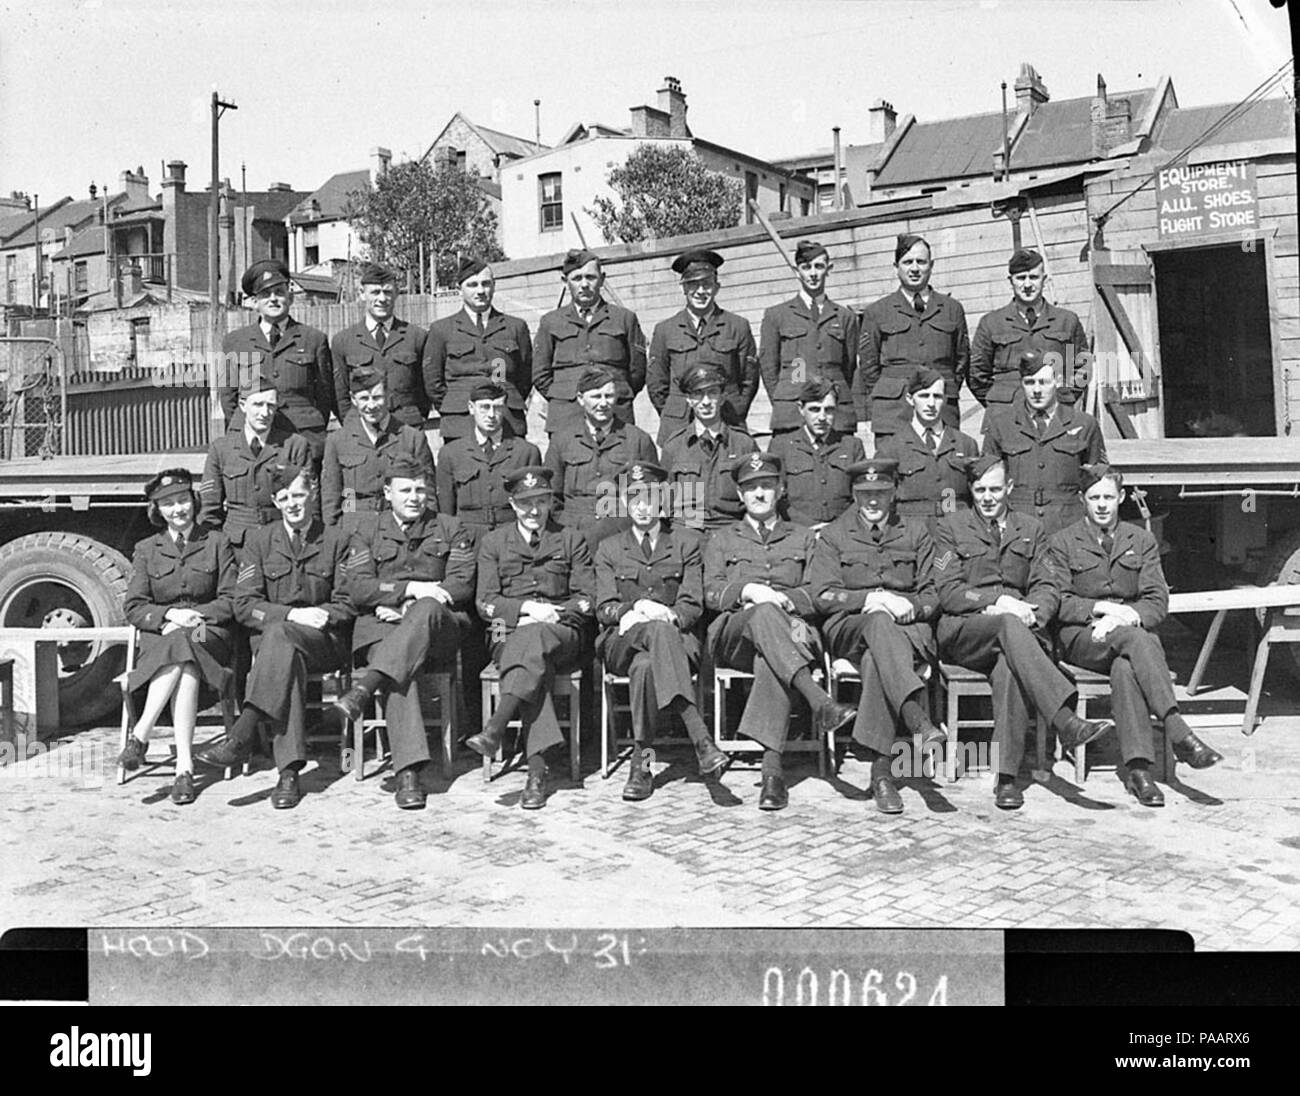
top-left (1148, 96), bottom-right (1294, 154)
top-left (0, 209), bottom-right (34, 242)
top-left (288, 169), bottom-right (371, 224)
top-left (239, 189), bottom-right (309, 222)
top-left (0, 196), bottom-right (92, 248)
top-left (290, 271), bottom-right (339, 297)
top-left (52, 227), bottom-right (110, 260)
top-left (423, 112), bottom-right (548, 164)
top-left (559, 121), bottom-right (631, 144)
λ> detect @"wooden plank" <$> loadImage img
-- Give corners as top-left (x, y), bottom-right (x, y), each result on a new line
top-left (1169, 586), bottom-right (1300, 613)
top-left (1094, 263), bottom-right (1154, 286)
top-left (1097, 282), bottom-right (1148, 364)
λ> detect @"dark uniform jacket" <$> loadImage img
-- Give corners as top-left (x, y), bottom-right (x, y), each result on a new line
top-left (475, 519), bottom-right (596, 636)
top-left (423, 308), bottom-right (532, 437)
top-left (970, 299), bottom-right (1089, 408)
top-left (435, 433), bottom-right (542, 532)
top-left (594, 522), bottom-right (704, 639)
top-left (534, 299), bottom-right (647, 410)
top-left (344, 511), bottom-right (477, 654)
top-left (768, 428), bottom-right (864, 527)
top-left (875, 422), bottom-right (979, 522)
top-left (660, 424), bottom-right (757, 531)
top-left (932, 508), bottom-right (1057, 626)
top-left (233, 519), bottom-right (355, 632)
top-left (857, 289), bottom-right (970, 429)
top-left (1047, 519), bottom-right (1168, 632)
top-left (647, 308), bottom-right (759, 443)
top-left (331, 319), bottom-right (430, 428)
top-left (543, 420), bottom-right (658, 528)
top-left (321, 414), bottom-right (437, 528)
top-left (702, 519), bottom-right (820, 648)
top-left (758, 296), bottom-right (861, 433)
top-left (219, 318), bottom-right (335, 431)
top-left (199, 423), bottom-right (313, 548)
top-left (124, 525), bottom-right (237, 633)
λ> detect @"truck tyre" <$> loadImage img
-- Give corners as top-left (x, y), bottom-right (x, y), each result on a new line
top-left (1259, 528), bottom-right (1300, 680)
top-left (0, 532), bottom-right (132, 726)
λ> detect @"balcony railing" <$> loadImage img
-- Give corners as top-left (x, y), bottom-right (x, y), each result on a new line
top-left (118, 253), bottom-right (169, 284)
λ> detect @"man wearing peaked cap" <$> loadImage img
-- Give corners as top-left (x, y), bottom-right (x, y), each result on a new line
top-left (970, 246), bottom-right (1089, 410)
top-left (220, 259), bottom-right (334, 463)
top-left (331, 259), bottom-right (431, 431)
top-left (759, 239), bottom-right (862, 439)
top-left (468, 459), bottom-right (597, 810)
top-left (858, 233), bottom-right (970, 438)
top-left (648, 247), bottom-right (759, 444)
top-left (534, 249), bottom-right (646, 437)
top-left (334, 454), bottom-right (477, 810)
top-left (424, 257), bottom-right (533, 442)
top-left (769, 377), bottom-right (865, 529)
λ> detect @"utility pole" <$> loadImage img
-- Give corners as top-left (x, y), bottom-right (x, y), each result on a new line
top-left (209, 91), bottom-right (237, 438)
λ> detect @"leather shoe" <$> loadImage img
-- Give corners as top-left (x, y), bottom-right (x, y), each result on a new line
top-left (694, 738), bottom-right (729, 776)
top-left (995, 781), bottom-right (1024, 810)
top-left (1056, 713), bottom-right (1114, 752)
top-left (1127, 768), bottom-right (1165, 807)
top-left (394, 766), bottom-right (427, 810)
top-left (118, 734), bottom-right (147, 771)
top-left (916, 718), bottom-right (948, 751)
top-left (758, 775), bottom-right (788, 811)
top-left (622, 764), bottom-right (653, 801)
top-left (872, 776), bottom-right (904, 814)
top-left (521, 767), bottom-right (548, 810)
top-left (465, 724), bottom-right (504, 759)
top-left (333, 684), bottom-right (373, 723)
top-left (813, 701), bottom-right (857, 739)
top-left (170, 771), bottom-right (195, 805)
top-left (271, 769), bottom-right (301, 809)
top-left (194, 734), bottom-right (254, 770)
top-left (1172, 731), bottom-right (1222, 769)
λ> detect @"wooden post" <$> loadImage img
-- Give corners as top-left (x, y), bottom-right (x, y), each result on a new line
top-left (748, 199), bottom-right (798, 272)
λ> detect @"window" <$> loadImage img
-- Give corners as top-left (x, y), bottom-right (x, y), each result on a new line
top-left (539, 172), bottom-right (563, 232)
top-left (129, 317), bottom-right (150, 364)
top-left (302, 225), bottom-right (319, 267)
top-left (74, 262), bottom-right (88, 294)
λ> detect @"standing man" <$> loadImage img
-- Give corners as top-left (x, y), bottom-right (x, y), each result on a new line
top-left (435, 381), bottom-right (543, 535)
top-left (807, 458), bottom-right (946, 815)
top-left (321, 367), bottom-right (436, 533)
top-left (594, 460), bottom-right (730, 801)
top-left (703, 452), bottom-right (856, 811)
top-left (195, 464), bottom-right (354, 809)
top-left (467, 467), bottom-right (596, 810)
top-left (660, 364), bottom-right (758, 534)
top-left (759, 240), bottom-right (861, 438)
top-left (424, 258), bottom-right (532, 442)
top-left (768, 379), bottom-right (864, 530)
top-left (1048, 464), bottom-right (1221, 806)
top-left (934, 455), bottom-right (1115, 809)
top-left (875, 368), bottom-right (979, 534)
top-left (983, 350), bottom-right (1106, 535)
top-left (970, 248), bottom-right (1089, 413)
top-left (647, 249), bottom-right (759, 444)
top-left (858, 234), bottom-right (970, 438)
top-left (543, 366), bottom-right (658, 549)
top-left (333, 457), bottom-right (477, 810)
top-left (219, 259), bottom-right (334, 464)
top-left (534, 249), bottom-right (646, 437)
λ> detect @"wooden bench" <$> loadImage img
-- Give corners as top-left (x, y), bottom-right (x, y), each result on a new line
top-left (0, 625), bottom-right (134, 732)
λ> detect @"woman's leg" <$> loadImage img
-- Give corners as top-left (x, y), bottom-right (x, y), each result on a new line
top-left (168, 665), bottom-right (201, 773)
top-left (131, 664), bottom-right (183, 743)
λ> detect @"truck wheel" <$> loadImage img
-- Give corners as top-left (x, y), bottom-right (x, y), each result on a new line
top-left (0, 532), bottom-right (132, 726)
top-left (1259, 528), bottom-right (1300, 680)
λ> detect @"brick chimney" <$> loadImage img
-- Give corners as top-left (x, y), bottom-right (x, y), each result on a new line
top-left (162, 161), bottom-right (187, 193)
top-left (89, 182), bottom-right (98, 199)
top-left (119, 166), bottom-right (149, 201)
top-left (630, 104), bottom-right (671, 138)
top-left (1014, 63), bottom-right (1050, 115)
top-left (867, 99), bottom-right (897, 143)
top-left (371, 146), bottom-right (392, 179)
top-left (431, 147), bottom-right (456, 171)
top-left (658, 76), bottom-right (689, 138)
top-left (267, 182), bottom-right (293, 193)
top-left (1090, 73), bottom-right (1133, 157)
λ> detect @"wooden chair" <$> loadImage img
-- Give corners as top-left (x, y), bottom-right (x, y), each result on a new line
top-left (1060, 663), bottom-right (1173, 783)
top-left (712, 660), bottom-right (828, 777)
top-left (598, 654), bottom-right (703, 778)
top-left (344, 664), bottom-right (459, 781)
top-left (480, 662), bottom-right (582, 784)
top-left (826, 655), bottom-right (945, 779)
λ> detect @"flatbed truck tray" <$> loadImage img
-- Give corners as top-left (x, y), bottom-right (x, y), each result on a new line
top-left (1108, 437), bottom-right (1300, 487)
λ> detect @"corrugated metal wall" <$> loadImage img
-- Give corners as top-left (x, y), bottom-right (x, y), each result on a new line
top-left (65, 384), bottom-right (210, 455)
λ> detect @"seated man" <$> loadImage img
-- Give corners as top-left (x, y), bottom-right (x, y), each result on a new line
top-left (594, 460), bottom-right (729, 801)
top-left (660, 364), bottom-right (757, 534)
top-left (467, 466), bottom-right (596, 810)
top-left (934, 455), bottom-right (1115, 810)
top-left (875, 367), bottom-right (979, 534)
top-left (703, 452), bottom-right (856, 812)
top-left (1048, 464), bottom-right (1221, 806)
top-left (807, 458), bottom-right (946, 815)
top-left (195, 464), bottom-right (354, 808)
top-left (321, 366), bottom-right (437, 533)
top-left (768, 378), bottom-right (863, 530)
top-left (333, 457), bottom-right (477, 810)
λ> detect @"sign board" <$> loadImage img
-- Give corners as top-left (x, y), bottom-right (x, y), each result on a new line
top-left (1156, 160), bottom-right (1258, 239)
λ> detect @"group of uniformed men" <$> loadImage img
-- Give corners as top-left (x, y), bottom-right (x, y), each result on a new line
top-left (139, 236), bottom-right (1222, 815)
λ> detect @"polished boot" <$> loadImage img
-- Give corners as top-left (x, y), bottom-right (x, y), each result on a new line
top-left (994, 779), bottom-right (1024, 810)
top-left (394, 766), bottom-right (427, 810)
top-left (1056, 712), bottom-right (1114, 752)
top-left (694, 738), bottom-right (729, 776)
top-left (914, 717), bottom-right (948, 751)
top-left (521, 765), bottom-right (548, 810)
top-left (1172, 730), bottom-right (1222, 769)
top-left (622, 763), bottom-right (653, 801)
top-left (758, 774), bottom-right (788, 811)
top-left (333, 683), bottom-right (375, 723)
top-left (465, 723), bottom-right (504, 759)
top-left (1126, 768), bottom-right (1165, 807)
top-left (872, 776), bottom-right (904, 814)
top-left (813, 701), bottom-right (858, 739)
top-left (195, 734), bottom-right (255, 769)
top-left (271, 769), bottom-right (301, 809)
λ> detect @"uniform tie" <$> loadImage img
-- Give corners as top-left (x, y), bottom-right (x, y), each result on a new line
top-left (250, 437), bottom-right (263, 458)
top-left (374, 323), bottom-right (386, 348)
top-left (483, 437), bottom-right (496, 459)
top-left (924, 427), bottom-right (938, 453)
top-left (871, 523), bottom-right (884, 545)
top-left (1025, 306), bottom-right (1037, 328)
top-left (640, 534), bottom-right (654, 560)
top-left (759, 524), bottom-right (773, 544)
top-left (1034, 410), bottom-right (1049, 436)
top-left (474, 312), bottom-right (485, 334)
top-left (267, 323), bottom-right (281, 348)
top-left (1101, 530), bottom-right (1115, 557)
top-left (913, 294), bottom-right (926, 314)
top-left (528, 531), bottom-right (540, 550)
top-left (290, 529), bottom-right (302, 557)
top-left (175, 532), bottom-right (186, 553)
top-left (808, 298), bottom-right (820, 327)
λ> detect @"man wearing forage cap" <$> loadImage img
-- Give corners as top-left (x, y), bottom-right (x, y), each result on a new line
top-left (330, 261), bottom-right (431, 430)
top-left (647, 248), bottom-right (759, 445)
top-left (219, 258), bottom-right (335, 463)
top-left (970, 247), bottom-right (1089, 412)
top-left (759, 239), bottom-right (862, 438)
top-left (534, 248), bottom-right (646, 437)
top-left (858, 233), bottom-right (970, 437)
top-left (768, 377), bottom-right (864, 530)
top-left (424, 256), bottom-right (533, 442)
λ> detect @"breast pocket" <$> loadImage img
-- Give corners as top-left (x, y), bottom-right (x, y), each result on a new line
top-left (1049, 433), bottom-right (1088, 457)
top-left (589, 331), bottom-right (630, 368)
top-left (416, 538), bottom-right (450, 578)
top-left (652, 563), bottom-right (684, 603)
top-left (1114, 553), bottom-right (1144, 598)
top-left (614, 568), bottom-right (643, 603)
top-left (1002, 540), bottom-right (1034, 589)
top-left (537, 557), bottom-right (571, 599)
top-left (777, 317), bottom-right (810, 364)
top-left (885, 549), bottom-right (917, 589)
top-left (699, 335), bottom-right (739, 369)
top-left (263, 560), bottom-right (293, 583)
top-left (222, 462), bottom-right (253, 505)
top-left (372, 541), bottom-right (401, 567)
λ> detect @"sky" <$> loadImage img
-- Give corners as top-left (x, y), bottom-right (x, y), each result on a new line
top-left (0, 0), bottom-right (1293, 203)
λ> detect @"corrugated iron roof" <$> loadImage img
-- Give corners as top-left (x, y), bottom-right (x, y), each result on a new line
top-left (1015, 89), bottom-right (1153, 167)
top-left (241, 189), bottom-right (308, 222)
top-left (473, 121), bottom-right (547, 160)
top-left (1, 196), bottom-right (99, 248)
top-left (1149, 97), bottom-right (1294, 153)
top-left (289, 169), bottom-right (370, 223)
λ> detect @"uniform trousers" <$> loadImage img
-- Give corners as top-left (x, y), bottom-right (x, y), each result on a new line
top-left (1057, 623), bottom-right (1183, 764)
top-left (601, 621), bottom-right (700, 743)
top-left (937, 614), bottom-right (1074, 776)
top-left (826, 611), bottom-right (931, 753)
top-left (490, 621), bottom-right (588, 757)
top-left (709, 602), bottom-right (819, 751)
top-left (356, 599), bottom-right (462, 772)
top-left (247, 622), bottom-right (349, 770)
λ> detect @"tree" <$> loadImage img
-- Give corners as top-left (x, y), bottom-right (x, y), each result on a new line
top-left (343, 159), bottom-right (506, 290)
top-left (588, 145), bottom-right (745, 244)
